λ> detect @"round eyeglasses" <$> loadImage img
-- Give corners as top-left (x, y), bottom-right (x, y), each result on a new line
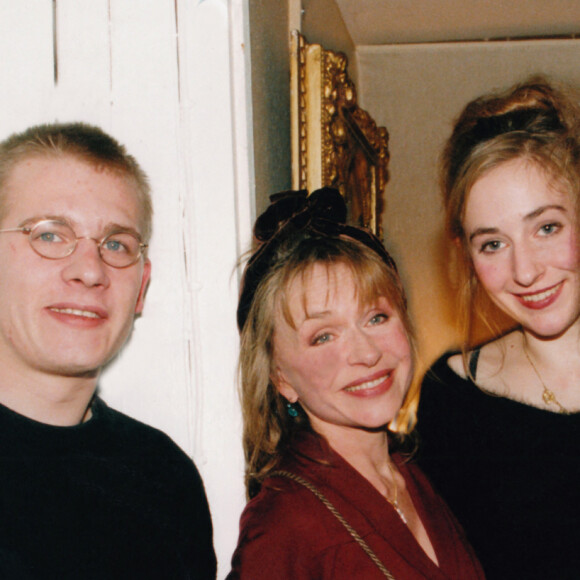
top-left (0, 219), bottom-right (147, 268)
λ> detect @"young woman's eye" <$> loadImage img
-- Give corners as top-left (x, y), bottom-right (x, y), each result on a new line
top-left (538, 222), bottom-right (561, 236)
top-left (479, 239), bottom-right (504, 253)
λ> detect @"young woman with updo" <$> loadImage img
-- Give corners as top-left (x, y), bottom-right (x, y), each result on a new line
top-left (417, 77), bottom-right (580, 579)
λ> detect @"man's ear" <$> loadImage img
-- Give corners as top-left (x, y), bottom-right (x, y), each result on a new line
top-left (270, 367), bottom-right (298, 403)
top-left (135, 259), bottom-right (152, 315)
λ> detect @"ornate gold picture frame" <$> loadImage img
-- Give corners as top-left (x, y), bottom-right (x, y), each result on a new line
top-left (290, 31), bottom-right (390, 236)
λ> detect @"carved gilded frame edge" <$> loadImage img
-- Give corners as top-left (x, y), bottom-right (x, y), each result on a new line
top-left (290, 30), bottom-right (390, 237)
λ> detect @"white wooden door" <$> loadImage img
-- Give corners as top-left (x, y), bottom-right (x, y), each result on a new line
top-left (0, 1), bottom-right (250, 575)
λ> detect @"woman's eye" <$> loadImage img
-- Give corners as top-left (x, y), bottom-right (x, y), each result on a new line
top-left (480, 240), bottom-right (503, 253)
top-left (312, 332), bottom-right (332, 346)
top-left (369, 313), bottom-right (389, 325)
top-left (539, 222), bottom-right (561, 236)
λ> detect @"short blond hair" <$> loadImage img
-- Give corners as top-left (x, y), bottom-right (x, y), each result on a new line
top-left (0, 122), bottom-right (152, 243)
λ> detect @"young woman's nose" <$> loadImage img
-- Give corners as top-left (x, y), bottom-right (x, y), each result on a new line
top-left (511, 242), bottom-right (543, 287)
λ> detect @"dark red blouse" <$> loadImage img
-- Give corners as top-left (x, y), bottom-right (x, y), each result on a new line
top-left (228, 431), bottom-right (484, 579)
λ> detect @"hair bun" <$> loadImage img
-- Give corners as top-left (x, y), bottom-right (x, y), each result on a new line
top-left (473, 107), bottom-right (564, 143)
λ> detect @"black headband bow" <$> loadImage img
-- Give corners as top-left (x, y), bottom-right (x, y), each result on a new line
top-left (253, 188), bottom-right (346, 242)
top-left (237, 187), bottom-right (399, 331)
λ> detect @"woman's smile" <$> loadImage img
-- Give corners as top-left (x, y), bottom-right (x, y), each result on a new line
top-left (464, 158), bottom-right (580, 338)
top-left (514, 281), bottom-right (563, 309)
top-left (344, 369), bottom-right (393, 396)
top-left (272, 262), bottom-right (412, 441)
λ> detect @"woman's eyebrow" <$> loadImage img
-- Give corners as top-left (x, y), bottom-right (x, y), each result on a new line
top-left (302, 310), bottom-right (332, 321)
top-left (468, 204), bottom-right (568, 242)
top-left (469, 227), bottom-right (498, 242)
top-left (523, 204), bottom-right (567, 221)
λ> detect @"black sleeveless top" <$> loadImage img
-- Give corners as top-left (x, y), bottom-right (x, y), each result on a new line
top-left (417, 352), bottom-right (580, 580)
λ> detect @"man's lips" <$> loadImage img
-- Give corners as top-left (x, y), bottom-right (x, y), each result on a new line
top-left (515, 282), bottom-right (563, 309)
top-left (47, 304), bottom-right (108, 320)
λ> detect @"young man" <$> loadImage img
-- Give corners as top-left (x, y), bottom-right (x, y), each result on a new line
top-left (0, 123), bottom-right (216, 578)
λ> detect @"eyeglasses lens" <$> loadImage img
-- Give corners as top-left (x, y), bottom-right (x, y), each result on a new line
top-left (100, 233), bottom-right (142, 267)
top-left (29, 221), bottom-right (142, 267)
top-left (29, 221), bottom-right (76, 259)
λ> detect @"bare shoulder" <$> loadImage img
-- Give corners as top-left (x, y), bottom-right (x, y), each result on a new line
top-left (472, 331), bottom-right (522, 394)
top-left (447, 352), bottom-right (467, 377)
top-left (447, 331), bottom-right (521, 392)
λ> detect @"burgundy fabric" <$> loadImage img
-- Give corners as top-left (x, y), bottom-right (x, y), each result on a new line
top-left (227, 431), bottom-right (484, 579)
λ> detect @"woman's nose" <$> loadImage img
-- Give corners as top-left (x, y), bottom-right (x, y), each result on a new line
top-left (512, 242), bottom-right (543, 287)
top-left (347, 328), bottom-right (382, 367)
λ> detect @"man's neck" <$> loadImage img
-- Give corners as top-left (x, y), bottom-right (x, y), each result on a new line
top-left (0, 367), bottom-right (98, 426)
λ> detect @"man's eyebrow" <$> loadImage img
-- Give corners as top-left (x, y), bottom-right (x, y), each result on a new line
top-left (104, 223), bottom-right (143, 239)
top-left (18, 215), bottom-right (66, 227)
top-left (17, 216), bottom-right (143, 239)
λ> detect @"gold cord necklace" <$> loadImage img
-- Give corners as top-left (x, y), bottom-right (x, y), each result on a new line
top-left (386, 460), bottom-right (408, 525)
top-left (522, 342), bottom-right (571, 415)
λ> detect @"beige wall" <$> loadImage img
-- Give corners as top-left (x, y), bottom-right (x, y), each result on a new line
top-left (248, 0), bottom-right (356, 215)
top-left (247, 1), bottom-right (580, 377)
top-left (357, 39), bottom-right (580, 370)
top-left (248, 0), bottom-right (292, 214)
top-left (301, 0), bottom-right (357, 82)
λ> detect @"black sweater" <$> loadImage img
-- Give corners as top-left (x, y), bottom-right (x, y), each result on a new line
top-left (417, 353), bottom-right (580, 580)
top-left (0, 397), bottom-right (216, 579)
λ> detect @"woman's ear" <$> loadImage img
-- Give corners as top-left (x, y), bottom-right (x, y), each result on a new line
top-left (270, 367), bottom-right (298, 403)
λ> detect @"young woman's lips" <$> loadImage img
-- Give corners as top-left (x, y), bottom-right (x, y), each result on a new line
top-left (514, 282), bottom-right (563, 310)
top-left (344, 370), bottom-right (394, 398)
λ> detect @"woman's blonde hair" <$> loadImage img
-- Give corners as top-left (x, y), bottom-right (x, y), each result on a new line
top-left (238, 231), bottom-right (413, 498)
top-left (441, 76), bottom-right (580, 356)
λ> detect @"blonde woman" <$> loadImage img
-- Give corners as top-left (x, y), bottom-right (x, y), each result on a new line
top-left (228, 188), bottom-right (484, 579)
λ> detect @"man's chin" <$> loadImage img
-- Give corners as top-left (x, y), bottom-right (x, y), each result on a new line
top-left (45, 361), bottom-right (102, 379)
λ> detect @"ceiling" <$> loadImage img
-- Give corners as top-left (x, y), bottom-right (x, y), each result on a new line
top-left (334, 0), bottom-right (580, 45)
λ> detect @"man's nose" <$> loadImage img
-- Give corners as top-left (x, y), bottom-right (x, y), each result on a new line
top-left (60, 238), bottom-right (111, 288)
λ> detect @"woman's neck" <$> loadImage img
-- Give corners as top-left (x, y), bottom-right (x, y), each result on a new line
top-left (517, 325), bottom-right (580, 412)
top-left (325, 426), bottom-right (393, 481)
top-left (522, 321), bottom-right (580, 363)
